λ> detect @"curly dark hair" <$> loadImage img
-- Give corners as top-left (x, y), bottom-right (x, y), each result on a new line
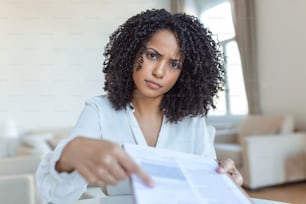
top-left (103, 8), bottom-right (225, 123)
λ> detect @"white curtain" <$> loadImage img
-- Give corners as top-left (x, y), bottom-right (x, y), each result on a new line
top-left (170, 0), bottom-right (199, 15)
top-left (170, 0), bottom-right (185, 13)
top-left (171, 0), bottom-right (259, 113)
top-left (230, 0), bottom-right (260, 114)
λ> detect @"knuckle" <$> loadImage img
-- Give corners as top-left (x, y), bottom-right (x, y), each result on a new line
top-left (116, 170), bottom-right (128, 180)
top-left (226, 158), bottom-right (234, 166)
top-left (126, 163), bottom-right (137, 173)
top-left (87, 176), bottom-right (97, 184)
top-left (96, 167), bottom-right (107, 176)
top-left (110, 144), bottom-right (122, 157)
top-left (120, 172), bottom-right (128, 180)
top-left (105, 175), bottom-right (117, 185)
top-left (101, 155), bottom-right (113, 166)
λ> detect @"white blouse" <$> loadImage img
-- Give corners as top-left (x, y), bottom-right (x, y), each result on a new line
top-left (35, 95), bottom-right (216, 204)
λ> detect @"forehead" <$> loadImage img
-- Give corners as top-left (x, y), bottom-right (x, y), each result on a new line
top-left (145, 30), bottom-right (181, 57)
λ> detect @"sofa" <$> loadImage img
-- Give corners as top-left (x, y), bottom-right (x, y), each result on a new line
top-left (0, 155), bottom-right (42, 204)
top-left (214, 115), bottom-right (306, 189)
top-left (0, 174), bottom-right (35, 204)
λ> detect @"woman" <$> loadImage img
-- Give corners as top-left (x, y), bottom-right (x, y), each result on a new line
top-left (36, 8), bottom-right (242, 204)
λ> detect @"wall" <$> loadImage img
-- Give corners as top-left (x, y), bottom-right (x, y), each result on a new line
top-left (0, 0), bottom-right (170, 131)
top-left (2, 0), bottom-right (306, 132)
top-left (255, 0), bottom-right (306, 130)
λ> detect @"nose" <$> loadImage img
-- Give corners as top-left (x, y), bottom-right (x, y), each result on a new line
top-left (152, 61), bottom-right (166, 79)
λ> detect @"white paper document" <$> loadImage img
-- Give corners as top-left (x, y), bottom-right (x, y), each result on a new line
top-left (124, 144), bottom-right (253, 204)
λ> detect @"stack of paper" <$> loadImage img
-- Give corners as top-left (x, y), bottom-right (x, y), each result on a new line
top-left (124, 144), bottom-right (253, 204)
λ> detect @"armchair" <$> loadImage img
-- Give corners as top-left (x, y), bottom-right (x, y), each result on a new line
top-left (0, 174), bottom-right (35, 204)
top-left (214, 115), bottom-right (306, 189)
top-left (0, 155), bottom-right (42, 204)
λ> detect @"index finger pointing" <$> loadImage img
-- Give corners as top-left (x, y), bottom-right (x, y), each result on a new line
top-left (118, 152), bottom-right (154, 187)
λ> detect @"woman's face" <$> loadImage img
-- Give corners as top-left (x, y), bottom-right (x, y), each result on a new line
top-left (132, 29), bottom-right (183, 100)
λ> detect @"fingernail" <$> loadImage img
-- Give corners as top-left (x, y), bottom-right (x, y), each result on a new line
top-left (148, 179), bottom-right (155, 187)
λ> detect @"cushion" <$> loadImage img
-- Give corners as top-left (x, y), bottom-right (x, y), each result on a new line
top-left (21, 133), bottom-right (54, 155)
top-left (22, 127), bottom-right (72, 150)
top-left (237, 115), bottom-right (294, 144)
top-left (0, 156), bottom-right (41, 176)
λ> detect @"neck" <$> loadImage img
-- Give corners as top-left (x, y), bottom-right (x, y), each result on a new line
top-left (131, 95), bottom-right (163, 117)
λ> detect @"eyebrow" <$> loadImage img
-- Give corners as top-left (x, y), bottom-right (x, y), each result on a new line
top-left (144, 47), bottom-right (182, 62)
top-left (145, 47), bottom-right (162, 57)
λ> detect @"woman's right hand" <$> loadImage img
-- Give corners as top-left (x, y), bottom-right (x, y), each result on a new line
top-left (55, 137), bottom-right (154, 187)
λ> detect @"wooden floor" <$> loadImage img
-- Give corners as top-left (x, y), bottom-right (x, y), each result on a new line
top-left (244, 181), bottom-right (306, 204)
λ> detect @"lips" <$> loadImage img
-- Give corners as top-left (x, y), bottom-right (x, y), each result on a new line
top-left (145, 80), bottom-right (162, 89)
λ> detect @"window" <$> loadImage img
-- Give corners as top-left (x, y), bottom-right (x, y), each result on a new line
top-left (200, 1), bottom-right (248, 116)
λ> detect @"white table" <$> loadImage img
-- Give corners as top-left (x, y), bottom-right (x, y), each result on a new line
top-left (74, 196), bottom-right (289, 204)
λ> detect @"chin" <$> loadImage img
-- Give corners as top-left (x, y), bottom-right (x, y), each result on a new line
top-left (135, 90), bottom-right (164, 99)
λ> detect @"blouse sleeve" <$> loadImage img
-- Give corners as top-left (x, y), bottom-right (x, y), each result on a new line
top-left (197, 119), bottom-right (217, 160)
top-left (203, 124), bottom-right (217, 159)
top-left (35, 98), bottom-right (102, 204)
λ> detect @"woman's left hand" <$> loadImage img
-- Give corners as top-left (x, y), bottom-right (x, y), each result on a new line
top-left (217, 159), bottom-right (243, 186)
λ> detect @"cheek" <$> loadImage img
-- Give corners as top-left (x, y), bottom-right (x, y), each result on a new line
top-left (165, 72), bottom-right (181, 89)
top-left (132, 68), bottom-right (145, 85)
top-left (170, 72), bottom-right (181, 84)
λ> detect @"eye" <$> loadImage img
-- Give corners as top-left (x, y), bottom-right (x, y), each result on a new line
top-left (146, 52), bottom-right (157, 60)
top-left (170, 61), bottom-right (181, 69)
